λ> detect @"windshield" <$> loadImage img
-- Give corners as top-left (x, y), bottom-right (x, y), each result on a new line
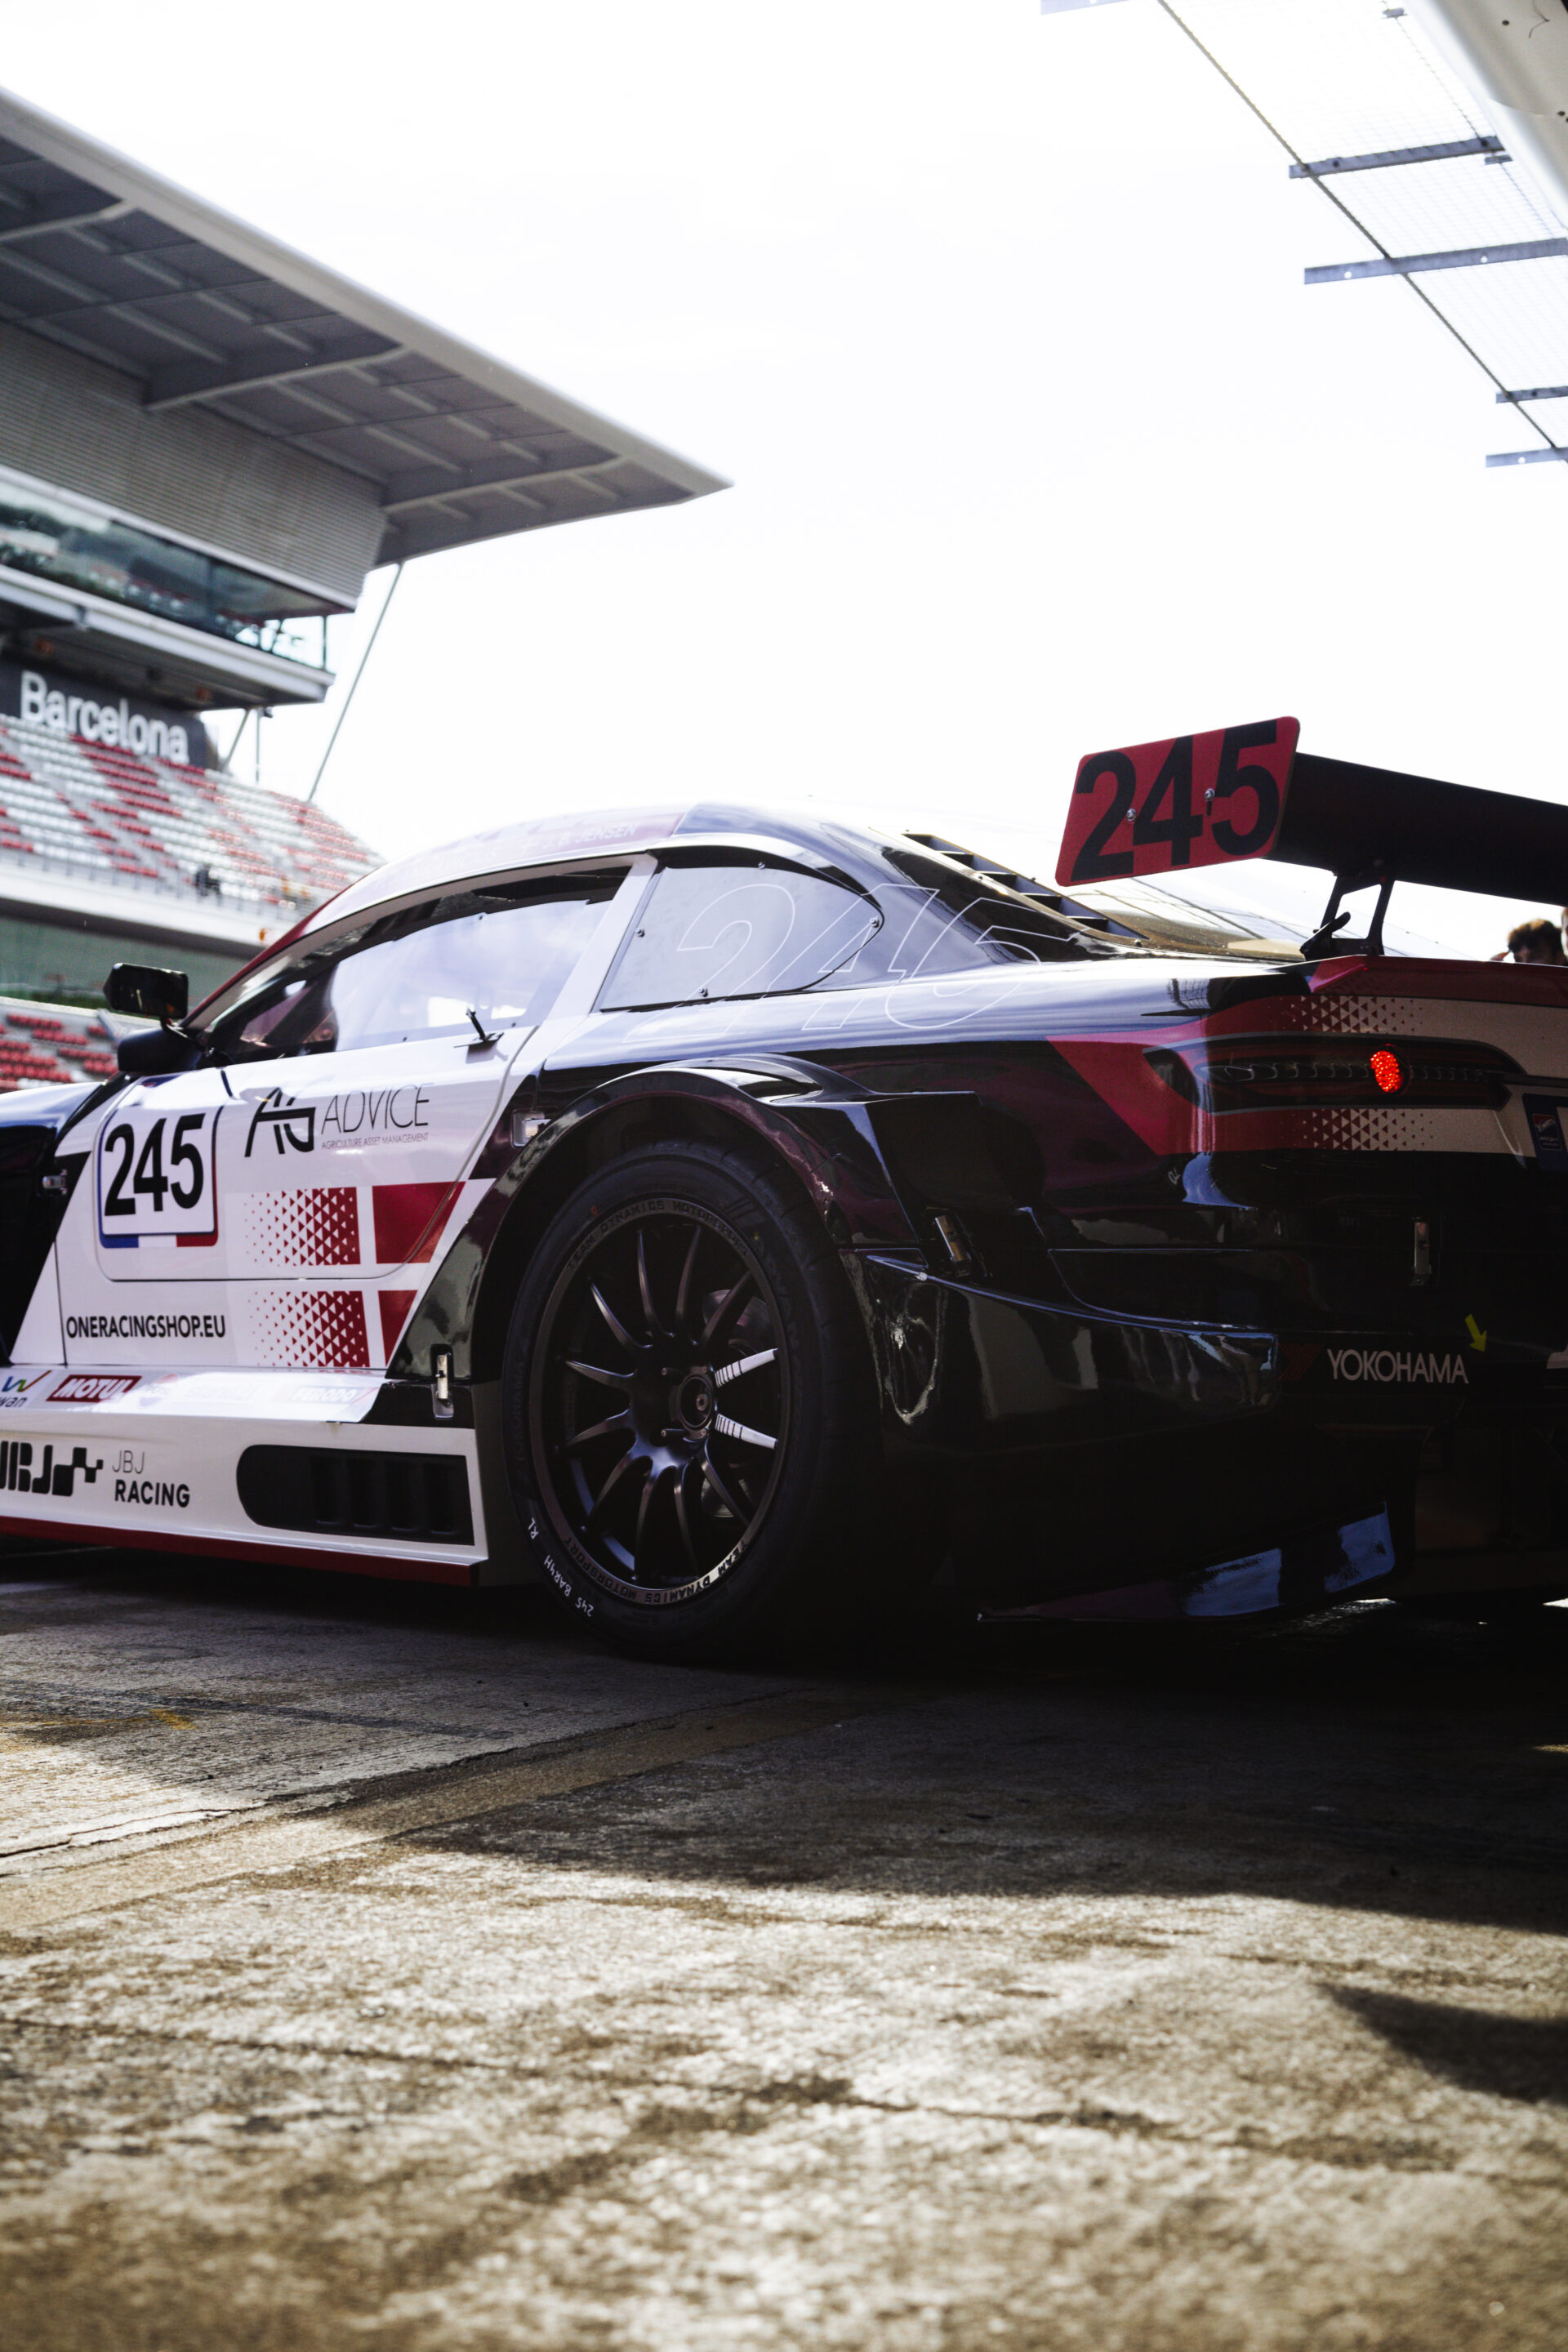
top-left (197, 871), bottom-right (622, 1062)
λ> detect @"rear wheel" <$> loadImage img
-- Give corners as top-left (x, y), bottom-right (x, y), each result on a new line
top-left (501, 1141), bottom-right (878, 1660)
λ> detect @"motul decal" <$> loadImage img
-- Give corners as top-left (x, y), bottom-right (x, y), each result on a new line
top-left (49, 1373), bottom-right (141, 1405)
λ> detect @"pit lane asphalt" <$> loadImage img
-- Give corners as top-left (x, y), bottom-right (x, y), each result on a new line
top-left (2, 1553), bottom-right (1567, 2352)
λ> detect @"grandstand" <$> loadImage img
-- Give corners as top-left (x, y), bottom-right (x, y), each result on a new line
top-left (0, 702), bottom-right (376, 1027)
top-left (0, 703), bottom-right (376, 1083)
top-left (0, 994), bottom-right (125, 1089)
top-left (0, 712), bottom-right (368, 911)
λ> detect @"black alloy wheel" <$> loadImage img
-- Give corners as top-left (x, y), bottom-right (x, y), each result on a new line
top-left (501, 1140), bottom-right (878, 1659)
top-left (537, 1197), bottom-right (788, 1598)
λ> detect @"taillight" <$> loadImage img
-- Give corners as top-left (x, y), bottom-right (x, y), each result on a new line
top-left (1147, 1036), bottom-right (1519, 1111)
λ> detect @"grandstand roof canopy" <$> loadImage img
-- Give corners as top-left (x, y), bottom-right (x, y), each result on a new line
top-left (0, 87), bottom-right (727, 569)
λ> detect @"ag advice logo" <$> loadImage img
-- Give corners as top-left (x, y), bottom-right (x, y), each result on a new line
top-left (245, 1089), bottom-right (316, 1156)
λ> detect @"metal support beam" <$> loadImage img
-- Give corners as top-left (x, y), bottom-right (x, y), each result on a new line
top-left (1290, 136), bottom-right (1504, 179)
top-left (1496, 384), bottom-right (1568, 404)
top-left (1307, 236), bottom-right (1568, 284)
top-left (145, 332), bottom-right (404, 409)
top-left (1486, 445), bottom-right (1568, 469)
top-left (306, 564), bottom-right (402, 807)
top-left (0, 198), bottom-right (132, 245)
top-left (379, 458), bottom-right (624, 516)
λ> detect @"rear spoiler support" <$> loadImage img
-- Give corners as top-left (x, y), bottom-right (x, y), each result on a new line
top-left (1299, 860), bottom-right (1392, 960)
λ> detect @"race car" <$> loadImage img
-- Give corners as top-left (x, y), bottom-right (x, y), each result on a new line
top-left (4, 716), bottom-right (1568, 1659)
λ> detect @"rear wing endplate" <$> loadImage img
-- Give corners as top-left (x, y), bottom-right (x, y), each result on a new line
top-left (1055, 719), bottom-right (1568, 955)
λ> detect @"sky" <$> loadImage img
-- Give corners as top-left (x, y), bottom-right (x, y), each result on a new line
top-left (4, 0), bottom-right (1565, 955)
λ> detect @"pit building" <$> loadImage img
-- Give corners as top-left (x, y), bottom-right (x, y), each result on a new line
top-left (0, 86), bottom-right (723, 1081)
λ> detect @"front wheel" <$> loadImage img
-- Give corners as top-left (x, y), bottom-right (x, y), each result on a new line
top-left (501, 1141), bottom-right (879, 1661)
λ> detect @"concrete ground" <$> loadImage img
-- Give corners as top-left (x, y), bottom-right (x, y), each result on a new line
top-left (2, 1550), bottom-right (1566, 2352)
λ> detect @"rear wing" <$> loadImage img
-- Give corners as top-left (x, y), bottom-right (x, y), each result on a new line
top-left (1055, 719), bottom-right (1568, 956)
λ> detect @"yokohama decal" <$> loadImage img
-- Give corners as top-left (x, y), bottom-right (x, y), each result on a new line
top-left (1328, 1348), bottom-right (1468, 1385)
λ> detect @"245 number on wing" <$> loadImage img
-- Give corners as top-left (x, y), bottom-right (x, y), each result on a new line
top-left (1056, 719), bottom-right (1299, 888)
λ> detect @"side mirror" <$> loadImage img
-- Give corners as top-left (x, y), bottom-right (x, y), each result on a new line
top-left (105, 963), bottom-right (189, 1024)
top-left (116, 1027), bottom-right (201, 1076)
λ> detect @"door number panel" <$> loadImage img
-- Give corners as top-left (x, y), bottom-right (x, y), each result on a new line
top-left (96, 1104), bottom-right (221, 1247)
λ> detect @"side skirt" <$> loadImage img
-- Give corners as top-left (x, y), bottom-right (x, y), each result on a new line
top-left (979, 1508), bottom-right (1396, 1622)
top-left (0, 1515), bottom-right (478, 1586)
top-left (0, 1373), bottom-right (489, 1588)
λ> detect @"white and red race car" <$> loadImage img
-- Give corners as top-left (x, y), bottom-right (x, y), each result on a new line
top-left (4, 728), bottom-right (1568, 1659)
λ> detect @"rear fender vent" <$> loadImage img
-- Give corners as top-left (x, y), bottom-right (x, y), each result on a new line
top-left (236, 1446), bottom-right (474, 1544)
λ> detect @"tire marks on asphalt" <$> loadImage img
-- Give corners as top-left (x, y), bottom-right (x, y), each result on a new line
top-left (0, 1686), bottom-right (925, 1933)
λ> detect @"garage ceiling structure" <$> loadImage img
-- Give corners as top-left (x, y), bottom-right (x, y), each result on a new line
top-left (0, 85), bottom-right (726, 708)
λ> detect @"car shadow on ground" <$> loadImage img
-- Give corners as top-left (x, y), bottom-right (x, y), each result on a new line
top-left (7, 1544), bottom-right (1568, 1954)
top-left (1328, 1984), bottom-right (1568, 2105)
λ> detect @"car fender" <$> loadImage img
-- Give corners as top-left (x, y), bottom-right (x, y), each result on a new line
top-left (386, 1057), bottom-right (952, 1386)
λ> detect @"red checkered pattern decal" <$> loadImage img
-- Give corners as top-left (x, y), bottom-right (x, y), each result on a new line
top-left (1205, 993), bottom-right (1432, 1040)
top-left (243, 1187), bottom-right (361, 1269)
top-left (1297, 1106), bottom-right (1443, 1151)
top-left (252, 1289), bottom-right (369, 1370)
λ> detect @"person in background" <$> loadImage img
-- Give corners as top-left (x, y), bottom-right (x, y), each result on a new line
top-left (1503, 917), bottom-right (1566, 964)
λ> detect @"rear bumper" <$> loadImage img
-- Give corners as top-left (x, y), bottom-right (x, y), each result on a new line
top-left (858, 1255), bottom-right (1501, 1453)
top-left (858, 1258), bottom-right (1568, 1611)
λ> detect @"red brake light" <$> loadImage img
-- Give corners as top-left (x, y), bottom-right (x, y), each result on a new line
top-left (1145, 1036), bottom-right (1518, 1111)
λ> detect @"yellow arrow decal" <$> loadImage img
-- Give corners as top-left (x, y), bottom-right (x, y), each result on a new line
top-left (1465, 1313), bottom-right (1487, 1353)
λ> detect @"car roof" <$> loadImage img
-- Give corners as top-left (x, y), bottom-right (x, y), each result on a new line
top-left (304, 801), bottom-right (920, 935)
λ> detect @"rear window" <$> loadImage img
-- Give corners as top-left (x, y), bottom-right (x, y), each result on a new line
top-left (601, 861), bottom-right (882, 1008)
top-left (600, 849), bottom-right (1091, 1009)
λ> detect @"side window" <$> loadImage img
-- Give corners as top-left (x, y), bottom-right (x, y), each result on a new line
top-left (199, 872), bottom-right (621, 1062)
top-left (600, 862), bottom-right (881, 1009)
top-left (847, 880), bottom-right (1079, 979)
top-left (816, 850), bottom-right (1093, 986)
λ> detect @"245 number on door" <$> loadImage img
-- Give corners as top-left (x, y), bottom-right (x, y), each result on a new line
top-left (96, 1105), bottom-right (220, 1246)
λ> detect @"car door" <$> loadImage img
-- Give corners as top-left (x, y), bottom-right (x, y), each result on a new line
top-left (62, 865), bottom-right (635, 1370)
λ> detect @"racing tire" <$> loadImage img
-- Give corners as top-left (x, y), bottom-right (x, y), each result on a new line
top-left (501, 1140), bottom-right (880, 1662)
